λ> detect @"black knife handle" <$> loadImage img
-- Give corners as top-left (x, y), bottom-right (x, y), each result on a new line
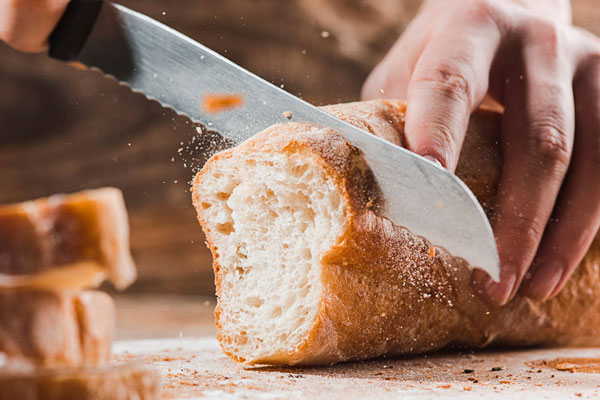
top-left (49, 0), bottom-right (104, 61)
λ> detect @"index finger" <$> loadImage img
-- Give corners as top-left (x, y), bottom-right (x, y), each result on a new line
top-left (405, 23), bottom-right (500, 170)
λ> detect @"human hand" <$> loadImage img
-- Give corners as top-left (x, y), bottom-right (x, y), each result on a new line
top-left (362, 0), bottom-right (600, 305)
top-left (0, 0), bottom-right (70, 52)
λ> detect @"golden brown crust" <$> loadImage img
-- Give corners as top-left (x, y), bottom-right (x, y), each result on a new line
top-left (0, 364), bottom-right (161, 400)
top-left (0, 188), bottom-right (136, 290)
top-left (0, 289), bottom-right (115, 367)
top-left (193, 99), bottom-right (600, 366)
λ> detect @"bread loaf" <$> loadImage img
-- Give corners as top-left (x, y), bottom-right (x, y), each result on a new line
top-left (0, 364), bottom-right (161, 400)
top-left (0, 289), bottom-right (114, 367)
top-left (192, 99), bottom-right (600, 366)
top-left (0, 188), bottom-right (136, 290)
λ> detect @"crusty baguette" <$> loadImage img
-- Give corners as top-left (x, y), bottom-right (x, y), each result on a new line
top-left (0, 188), bottom-right (136, 290)
top-left (0, 289), bottom-right (114, 367)
top-left (192, 99), bottom-right (600, 366)
top-left (0, 364), bottom-right (161, 400)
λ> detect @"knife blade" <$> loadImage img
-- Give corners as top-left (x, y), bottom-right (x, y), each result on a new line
top-left (48, 0), bottom-right (500, 280)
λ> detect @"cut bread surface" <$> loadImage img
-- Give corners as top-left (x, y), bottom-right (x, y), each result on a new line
top-left (196, 145), bottom-right (347, 362)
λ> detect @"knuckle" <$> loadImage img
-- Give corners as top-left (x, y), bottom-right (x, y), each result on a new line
top-left (504, 214), bottom-right (545, 245)
top-left (530, 19), bottom-right (563, 55)
top-left (413, 65), bottom-right (473, 105)
top-left (534, 19), bottom-right (561, 41)
top-left (461, 0), bottom-right (498, 25)
top-left (526, 114), bottom-right (572, 171)
top-left (573, 26), bottom-right (600, 56)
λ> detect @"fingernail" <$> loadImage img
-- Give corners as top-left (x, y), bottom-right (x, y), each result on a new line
top-left (484, 267), bottom-right (518, 305)
top-left (423, 155), bottom-right (444, 168)
top-left (523, 261), bottom-right (563, 301)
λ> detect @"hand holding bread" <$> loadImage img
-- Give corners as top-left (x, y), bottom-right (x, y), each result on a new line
top-left (362, 0), bottom-right (600, 305)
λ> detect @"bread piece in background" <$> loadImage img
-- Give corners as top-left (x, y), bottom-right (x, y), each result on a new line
top-left (192, 99), bottom-right (600, 366)
top-left (0, 289), bottom-right (114, 368)
top-left (0, 188), bottom-right (136, 290)
top-left (0, 363), bottom-right (161, 400)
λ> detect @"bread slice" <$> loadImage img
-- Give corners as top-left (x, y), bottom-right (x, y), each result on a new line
top-left (0, 188), bottom-right (136, 290)
top-left (192, 99), bottom-right (600, 366)
top-left (0, 364), bottom-right (160, 400)
top-left (0, 289), bottom-right (114, 367)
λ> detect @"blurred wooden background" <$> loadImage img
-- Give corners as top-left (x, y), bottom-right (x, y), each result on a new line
top-left (0, 0), bottom-right (598, 295)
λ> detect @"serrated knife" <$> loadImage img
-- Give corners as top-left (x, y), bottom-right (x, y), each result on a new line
top-left (48, 0), bottom-right (500, 280)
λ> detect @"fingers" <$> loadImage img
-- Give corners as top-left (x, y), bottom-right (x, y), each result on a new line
top-left (521, 55), bottom-right (600, 300)
top-left (480, 22), bottom-right (576, 305)
top-left (0, 0), bottom-right (70, 53)
top-left (403, 15), bottom-right (501, 170)
top-left (361, 14), bottom-right (432, 101)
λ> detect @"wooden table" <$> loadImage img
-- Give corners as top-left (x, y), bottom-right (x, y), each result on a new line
top-left (114, 295), bottom-right (600, 399)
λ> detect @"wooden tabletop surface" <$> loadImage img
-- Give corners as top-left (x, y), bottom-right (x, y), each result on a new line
top-left (114, 294), bottom-right (600, 399)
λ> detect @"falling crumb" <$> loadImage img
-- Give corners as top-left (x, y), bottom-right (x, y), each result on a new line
top-left (320, 30), bottom-right (330, 38)
top-left (428, 247), bottom-right (436, 259)
top-left (203, 300), bottom-right (211, 307)
top-left (366, 198), bottom-right (375, 208)
top-left (380, 312), bottom-right (387, 318)
top-left (379, 88), bottom-right (385, 94)
top-left (203, 93), bottom-right (244, 114)
top-left (282, 111), bottom-right (293, 119)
